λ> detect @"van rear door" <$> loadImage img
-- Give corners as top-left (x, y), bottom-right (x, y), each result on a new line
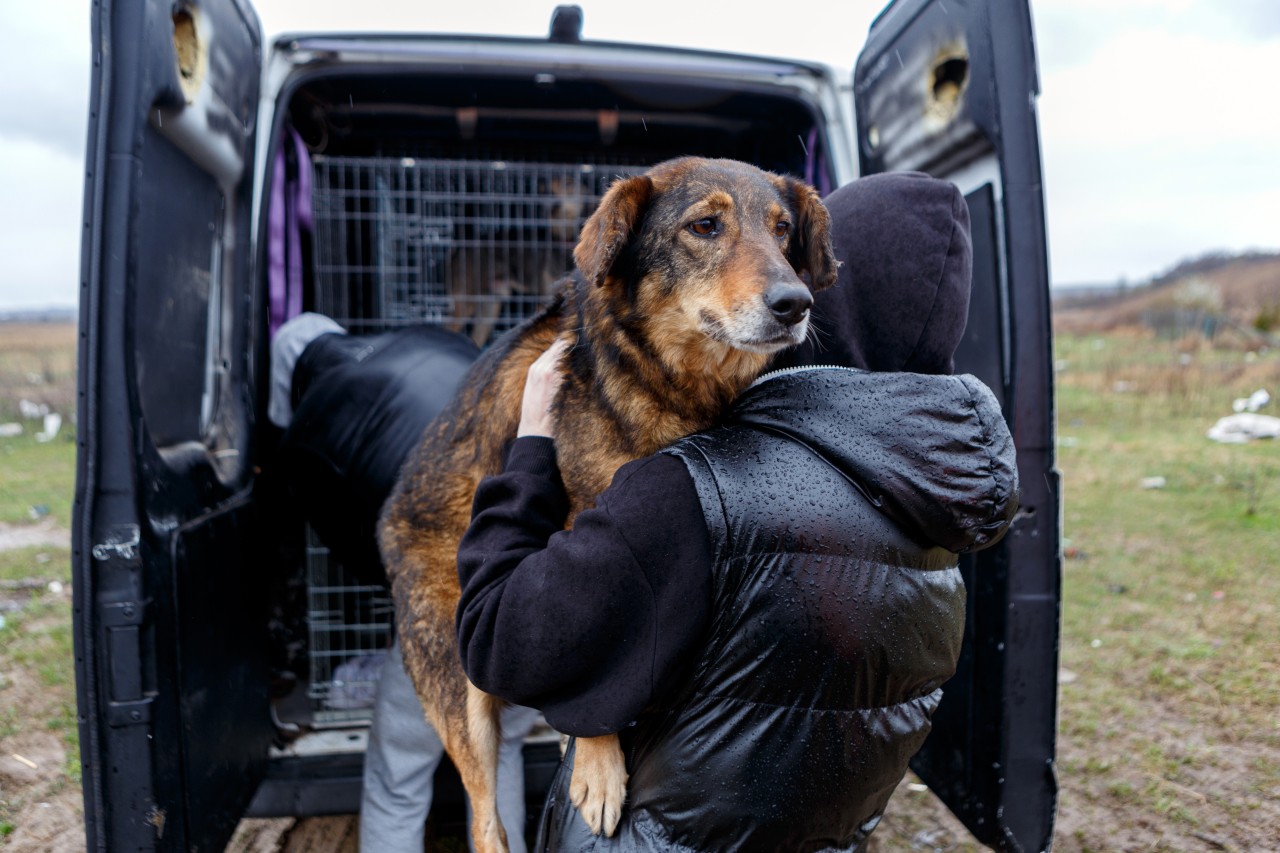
top-left (74, 0), bottom-right (269, 849)
top-left (854, 1), bottom-right (1059, 850)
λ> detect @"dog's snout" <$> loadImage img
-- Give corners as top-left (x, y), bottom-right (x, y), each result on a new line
top-left (765, 282), bottom-right (813, 326)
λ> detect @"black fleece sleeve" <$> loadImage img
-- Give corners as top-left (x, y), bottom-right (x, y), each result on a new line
top-left (455, 436), bottom-right (712, 737)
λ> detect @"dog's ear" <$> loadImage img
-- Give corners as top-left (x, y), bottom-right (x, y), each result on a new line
top-left (775, 176), bottom-right (839, 293)
top-left (575, 175), bottom-right (655, 287)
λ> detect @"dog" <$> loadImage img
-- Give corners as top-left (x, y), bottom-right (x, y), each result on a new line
top-left (378, 156), bottom-right (838, 852)
top-left (446, 175), bottom-right (586, 347)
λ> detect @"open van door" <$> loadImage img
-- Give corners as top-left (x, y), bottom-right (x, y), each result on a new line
top-left (854, 1), bottom-right (1060, 850)
top-left (74, 0), bottom-right (270, 849)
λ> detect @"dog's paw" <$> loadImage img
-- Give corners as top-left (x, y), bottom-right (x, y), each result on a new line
top-left (569, 736), bottom-right (628, 837)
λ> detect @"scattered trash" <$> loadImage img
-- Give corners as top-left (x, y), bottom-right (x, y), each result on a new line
top-left (1064, 546), bottom-right (1088, 560)
top-left (28, 504), bottom-right (50, 520)
top-left (1232, 388), bottom-right (1271, 413)
top-left (1090, 638), bottom-right (1102, 648)
top-left (34, 412), bottom-right (61, 443)
top-left (48, 581), bottom-right (64, 595)
top-left (1058, 668), bottom-right (1078, 684)
top-left (1140, 476), bottom-right (1167, 490)
top-left (1206, 413), bottom-right (1280, 443)
top-left (1212, 590), bottom-right (1225, 601)
top-left (0, 423), bottom-right (21, 438)
top-left (1058, 436), bottom-right (1079, 448)
top-left (11, 754), bottom-right (38, 770)
top-left (907, 782), bottom-right (929, 793)
top-left (18, 399), bottom-right (49, 419)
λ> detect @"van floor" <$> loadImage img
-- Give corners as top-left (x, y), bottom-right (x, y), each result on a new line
top-left (228, 815), bottom-right (473, 852)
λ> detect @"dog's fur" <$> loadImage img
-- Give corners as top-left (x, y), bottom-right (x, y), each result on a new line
top-left (378, 157), bottom-right (837, 852)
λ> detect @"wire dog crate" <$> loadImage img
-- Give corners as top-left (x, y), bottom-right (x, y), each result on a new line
top-left (303, 526), bottom-right (394, 725)
top-left (299, 155), bottom-right (647, 722)
top-left (311, 155), bottom-right (647, 343)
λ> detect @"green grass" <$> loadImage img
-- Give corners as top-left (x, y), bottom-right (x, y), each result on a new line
top-left (0, 596), bottom-right (81, 790)
top-left (0, 546), bottom-right (71, 584)
top-left (1054, 330), bottom-right (1280, 847)
top-left (0, 433), bottom-right (77, 527)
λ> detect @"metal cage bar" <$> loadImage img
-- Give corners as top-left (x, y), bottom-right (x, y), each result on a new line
top-left (300, 155), bottom-right (646, 719)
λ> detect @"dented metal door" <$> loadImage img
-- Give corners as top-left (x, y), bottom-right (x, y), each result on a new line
top-left (74, 0), bottom-right (270, 849)
top-left (854, 1), bottom-right (1060, 850)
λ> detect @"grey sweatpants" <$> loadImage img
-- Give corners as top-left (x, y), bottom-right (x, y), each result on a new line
top-left (360, 639), bottom-right (539, 852)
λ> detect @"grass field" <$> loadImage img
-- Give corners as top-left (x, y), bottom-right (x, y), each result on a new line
top-left (1, 325), bottom-right (79, 848)
top-left (2, 321), bottom-right (1279, 851)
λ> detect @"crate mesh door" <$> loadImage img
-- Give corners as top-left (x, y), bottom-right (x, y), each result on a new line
top-left (311, 156), bottom-right (645, 343)
top-left (304, 526), bottom-right (394, 724)
top-left (301, 156), bottom-right (645, 720)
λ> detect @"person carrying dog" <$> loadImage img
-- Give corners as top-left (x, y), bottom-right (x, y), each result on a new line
top-left (454, 171), bottom-right (1020, 851)
top-left (268, 317), bottom-right (541, 852)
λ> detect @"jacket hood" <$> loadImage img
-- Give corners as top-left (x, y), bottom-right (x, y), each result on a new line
top-left (773, 171), bottom-right (973, 375)
top-left (734, 367), bottom-right (1018, 553)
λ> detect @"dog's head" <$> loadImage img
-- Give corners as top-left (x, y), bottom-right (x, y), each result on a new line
top-left (574, 157), bottom-right (838, 355)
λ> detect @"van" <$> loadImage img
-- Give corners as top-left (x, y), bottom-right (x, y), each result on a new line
top-left (74, 1), bottom-right (1059, 849)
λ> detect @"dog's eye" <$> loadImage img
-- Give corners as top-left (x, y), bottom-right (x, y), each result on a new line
top-left (774, 221), bottom-right (791, 239)
top-left (688, 217), bottom-right (719, 237)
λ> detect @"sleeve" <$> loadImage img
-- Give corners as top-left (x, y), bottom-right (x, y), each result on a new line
top-left (455, 437), bottom-right (712, 737)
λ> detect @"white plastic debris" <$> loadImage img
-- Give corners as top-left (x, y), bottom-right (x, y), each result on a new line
top-left (1231, 388), bottom-right (1271, 413)
top-left (35, 413), bottom-right (61, 443)
top-left (0, 423), bottom-right (21, 438)
top-left (48, 581), bottom-right (64, 595)
top-left (1206, 413), bottom-right (1280, 444)
top-left (18, 399), bottom-right (49, 419)
top-left (1140, 476), bottom-right (1167, 490)
top-left (327, 651), bottom-right (388, 710)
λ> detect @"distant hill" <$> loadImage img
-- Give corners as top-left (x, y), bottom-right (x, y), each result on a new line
top-left (0, 306), bottom-right (78, 324)
top-left (1053, 251), bottom-right (1280, 340)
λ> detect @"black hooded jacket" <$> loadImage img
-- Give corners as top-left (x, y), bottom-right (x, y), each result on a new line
top-left (455, 173), bottom-right (1019, 850)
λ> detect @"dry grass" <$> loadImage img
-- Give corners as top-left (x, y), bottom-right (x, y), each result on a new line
top-left (0, 324), bottom-right (76, 425)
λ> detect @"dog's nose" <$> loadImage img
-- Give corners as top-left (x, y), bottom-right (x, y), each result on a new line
top-left (765, 282), bottom-right (813, 325)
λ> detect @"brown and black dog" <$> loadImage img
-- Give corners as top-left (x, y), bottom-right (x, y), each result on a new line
top-left (378, 157), bottom-right (838, 852)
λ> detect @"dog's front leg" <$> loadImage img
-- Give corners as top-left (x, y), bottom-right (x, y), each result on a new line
top-left (569, 733), bottom-right (628, 836)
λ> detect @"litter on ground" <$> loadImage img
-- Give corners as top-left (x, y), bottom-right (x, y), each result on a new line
top-left (1206, 413), bottom-right (1280, 443)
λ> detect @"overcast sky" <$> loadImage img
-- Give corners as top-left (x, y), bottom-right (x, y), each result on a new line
top-left (0, 0), bottom-right (1276, 309)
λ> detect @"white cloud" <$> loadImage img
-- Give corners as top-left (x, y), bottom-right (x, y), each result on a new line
top-left (0, 0), bottom-right (1277, 306)
top-left (0, 139), bottom-right (85, 308)
top-left (1036, 17), bottom-right (1280, 283)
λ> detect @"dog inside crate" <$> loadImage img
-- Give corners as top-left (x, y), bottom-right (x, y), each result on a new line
top-left (292, 154), bottom-right (648, 723)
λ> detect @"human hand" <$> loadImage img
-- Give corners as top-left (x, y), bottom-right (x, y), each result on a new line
top-left (517, 337), bottom-right (570, 438)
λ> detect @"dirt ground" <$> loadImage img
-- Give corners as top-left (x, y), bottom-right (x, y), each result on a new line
top-left (1, 528), bottom-right (1272, 852)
